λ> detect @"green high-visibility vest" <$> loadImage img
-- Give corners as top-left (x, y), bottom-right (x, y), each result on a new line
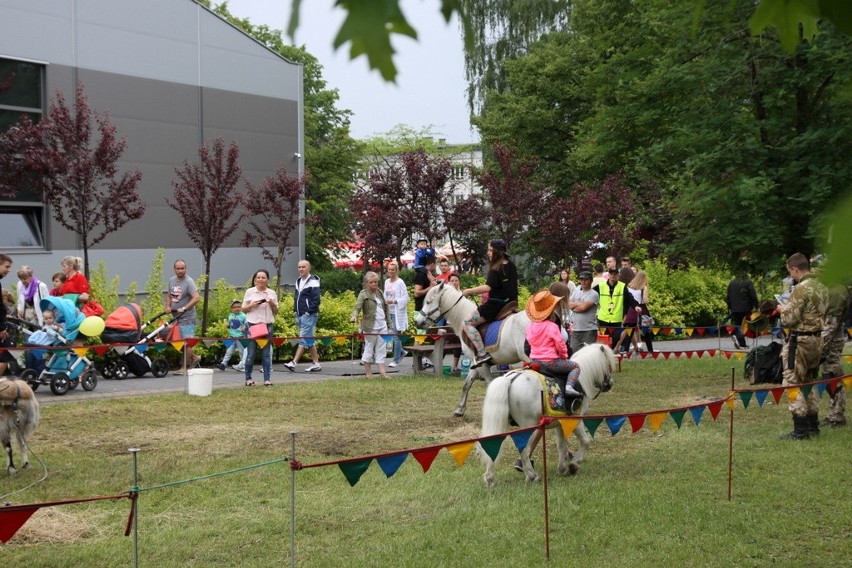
top-left (597, 281), bottom-right (626, 324)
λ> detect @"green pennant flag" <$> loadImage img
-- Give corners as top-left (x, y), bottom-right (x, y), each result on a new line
top-left (801, 385), bottom-right (813, 399)
top-left (739, 391), bottom-right (753, 409)
top-left (339, 459), bottom-right (372, 487)
top-left (669, 410), bottom-right (686, 428)
top-left (479, 436), bottom-right (505, 462)
top-left (583, 418), bottom-right (603, 438)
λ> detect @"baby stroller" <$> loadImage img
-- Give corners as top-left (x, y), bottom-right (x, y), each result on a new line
top-left (99, 304), bottom-right (174, 379)
top-left (20, 297), bottom-right (98, 395)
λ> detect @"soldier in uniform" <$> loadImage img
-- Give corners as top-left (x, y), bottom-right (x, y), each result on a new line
top-left (820, 281), bottom-right (851, 428)
top-left (776, 253), bottom-right (829, 440)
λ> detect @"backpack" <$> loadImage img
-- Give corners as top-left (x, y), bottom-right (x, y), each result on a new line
top-left (744, 342), bottom-right (783, 385)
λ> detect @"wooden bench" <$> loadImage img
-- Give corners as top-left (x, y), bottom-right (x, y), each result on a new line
top-left (403, 326), bottom-right (462, 375)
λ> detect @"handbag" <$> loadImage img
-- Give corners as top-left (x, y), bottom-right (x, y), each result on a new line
top-left (81, 299), bottom-right (105, 317)
top-left (248, 323), bottom-right (269, 339)
top-left (640, 314), bottom-right (655, 327)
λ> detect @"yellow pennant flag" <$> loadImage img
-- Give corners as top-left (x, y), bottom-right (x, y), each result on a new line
top-left (334, 335), bottom-right (348, 345)
top-left (560, 417), bottom-right (581, 438)
top-left (414, 335), bottom-right (427, 345)
top-left (255, 338), bottom-right (269, 349)
top-left (446, 442), bottom-right (476, 467)
top-left (171, 341), bottom-right (185, 351)
top-left (734, 352), bottom-right (746, 360)
top-left (725, 394), bottom-right (736, 409)
top-left (787, 387), bottom-right (799, 402)
top-left (73, 347), bottom-right (89, 358)
top-left (843, 376), bottom-right (852, 390)
top-left (648, 412), bottom-right (667, 432)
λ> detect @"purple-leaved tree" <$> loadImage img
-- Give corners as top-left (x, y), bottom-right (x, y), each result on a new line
top-left (241, 165), bottom-right (305, 295)
top-left (167, 137), bottom-right (244, 334)
top-left (0, 84), bottom-right (145, 274)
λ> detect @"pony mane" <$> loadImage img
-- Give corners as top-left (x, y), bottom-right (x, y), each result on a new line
top-left (423, 283), bottom-right (477, 326)
top-left (571, 343), bottom-right (617, 393)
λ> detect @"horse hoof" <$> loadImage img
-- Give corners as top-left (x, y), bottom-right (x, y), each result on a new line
top-left (7, 466), bottom-right (17, 475)
top-left (568, 463), bottom-right (579, 476)
top-left (484, 475), bottom-right (495, 488)
top-left (453, 408), bottom-right (465, 418)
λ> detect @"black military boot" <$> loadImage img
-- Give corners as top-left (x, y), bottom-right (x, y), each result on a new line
top-left (778, 415), bottom-right (811, 440)
top-left (806, 413), bottom-right (820, 437)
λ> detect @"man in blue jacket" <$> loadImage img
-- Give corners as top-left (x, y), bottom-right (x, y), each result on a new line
top-left (284, 260), bottom-right (322, 372)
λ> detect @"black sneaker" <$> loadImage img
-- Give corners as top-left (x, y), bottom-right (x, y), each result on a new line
top-left (216, 363), bottom-right (226, 371)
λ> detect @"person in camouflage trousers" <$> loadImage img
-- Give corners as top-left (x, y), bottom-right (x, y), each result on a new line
top-left (776, 253), bottom-right (829, 440)
top-left (820, 281), bottom-right (850, 428)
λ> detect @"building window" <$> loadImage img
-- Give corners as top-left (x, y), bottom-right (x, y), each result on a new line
top-left (1, 57), bottom-right (47, 249)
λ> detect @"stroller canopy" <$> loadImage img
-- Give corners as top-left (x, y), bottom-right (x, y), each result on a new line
top-left (39, 296), bottom-right (86, 339)
top-left (105, 303), bottom-right (142, 331)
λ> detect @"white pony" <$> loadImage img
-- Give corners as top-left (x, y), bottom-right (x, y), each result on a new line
top-left (479, 343), bottom-right (617, 487)
top-left (414, 282), bottom-right (530, 417)
top-left (0, 378), bottom-right (40, 474)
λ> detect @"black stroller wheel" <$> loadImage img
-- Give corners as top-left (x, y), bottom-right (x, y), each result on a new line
top-left (100, 360), bottom-right (115, 379)
top-left (21, 369), bottom-right (39, 391)
top-left (81, 369), bottom-right (98, 391)
top-left (113, 360), bottom-right (129, 380)
top-left (151, 358), bottom-right (169, 378)
top-left (50, 372), bottom-right (70, 395)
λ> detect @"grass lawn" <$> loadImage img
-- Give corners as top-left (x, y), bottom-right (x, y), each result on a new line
top-left (1, 355), bottom-right (850, 567)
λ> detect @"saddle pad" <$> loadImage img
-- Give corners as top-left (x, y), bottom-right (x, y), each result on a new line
top-left (529, 371), bottom-right (572, 417)
top-left (482, 320), bottom-right (503, 352)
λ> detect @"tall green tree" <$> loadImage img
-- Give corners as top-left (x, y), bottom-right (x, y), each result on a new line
top-left (208, 2), bottom-right (363, 270)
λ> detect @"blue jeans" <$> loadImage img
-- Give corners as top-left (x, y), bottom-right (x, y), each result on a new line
top-left (245, 324), bottom-right (273, 381)
top-left (389, 313), bottom-right (404, 364)
top-left (296, 313), bottom-right (317, 347)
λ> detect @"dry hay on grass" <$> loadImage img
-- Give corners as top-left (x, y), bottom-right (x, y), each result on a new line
top-left (11, 506), bottom-right (108, 546)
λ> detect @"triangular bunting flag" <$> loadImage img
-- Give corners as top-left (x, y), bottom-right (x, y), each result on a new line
top-left (605, 416), bottom-right (627, 436)
top-left (412, 447), bottom-right (441, 473)
top-left (651, 352), bottom-right (661, 360)
top-left (707, 327), bottom-right (717, 335)
top-left (151, 343), bottom-right (167, 352)
top-left (816, 382), bottom-right (827, 397)
top-left (0, 504), bottom-right (41, 543)
top-left (661, 327), bottom-right (672, 335)
top-left (73, 347), bottom-right (89, 357)
top-left (771, 387), bottom-right (785, 404)
top-left (376, 453), bottom-right (408, 478)
top-left (787, 387), bottom-right (799, 402)
top-left (559, 418), bottom-right (581, 438)
top-left (272, 338), bottom-right (286, 347)
top-left (827, 378), bottom-right (840, 396)
top-left (689, 406), bottom-right (705, 425)
top-left (800, 385), bottom-right (813, 399)
top-left (735, 352), bottom-right (746, 360)
top-left (843, 376), bottom-right (852, 390)
top-left (628, 414), bottom-right (645, 434)
top-left (723, 351), bottom-right (733, 359)
top-left (706, 349), bottom-right (717, 357)
top-left (739, 391), bottom-right (753, 409)
top-left (222, 339), bottom-right (234, 348)
top-left (136, 343), bottom-right (149, 353)
top-left (93, 345), bottom-right (110, 356)
top-left (288, 338), bottom-right (300, 346)
top-left (339, 459), bottom-right (372, 487)
top-left (479, 436), bottom-right (505, 462)
top-left (414, 335), bottom-right (427, 345)
top-left (725, 395), bottom-right (736, 409)
top-left (510, 430), bottom-right (533, 453)
top-left (446, 442), bottom-right (476, 467)
top-left (707, 400), bottom-right (724, 420)
top-left (170, 341), bottom-right (185, 351)
top-left (755, 390), bottom-right (768, 407)
top-left (334, 335), bottom-right (348, 345)
top-left (648, 412), bottom-right (667, 432)
top-left (380, 335), bottom-right (394, 344)
top-left (662, 352), bottom-right (672, 360)
top-left (185, 338), bottom-right (200, 348)
top-left (695, 328), bottom-right (706, 336)
top-left (239, 339), bottom-right (252, 348)
top-left (670, 409), bottom-right (686, 428)
top-left (321, 337), bottom-right (333, 346)
top-left (675, 327), bottom-right (684, 335)
top-left (583, 418), bottom-right (603, 438)
top-left (255, 338), bottom-right (269, 349)
top-left (685, 351), bottom-right (693, 359)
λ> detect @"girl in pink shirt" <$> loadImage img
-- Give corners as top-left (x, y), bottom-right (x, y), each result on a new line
top-left (525, 290), bottom-right (581, 398)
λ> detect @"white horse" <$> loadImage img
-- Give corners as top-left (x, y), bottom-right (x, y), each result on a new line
top-left (0, 378), bottom-right (40, 474)
top-left (479, 343), bottom-right (617, 487)
top-left (414, 282), bottom-right (530, 417)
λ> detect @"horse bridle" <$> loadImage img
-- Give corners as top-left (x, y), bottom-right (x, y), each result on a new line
top-left (418, 288), bottom-right (465, 326)
top-left (592, 370), bottom-right (613, 400)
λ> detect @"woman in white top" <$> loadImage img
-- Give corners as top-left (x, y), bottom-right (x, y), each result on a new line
top-left (16, 265), bottom-right (51, 325)
top-left (383, 262), bottom-right (409, 368)
top-left (241, 269), bottom-right (279, 386)
top-left (350, 271), bottom-right (391, 378)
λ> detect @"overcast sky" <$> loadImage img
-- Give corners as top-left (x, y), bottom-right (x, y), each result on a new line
top-left (225, 0), bottom-right (477, 144)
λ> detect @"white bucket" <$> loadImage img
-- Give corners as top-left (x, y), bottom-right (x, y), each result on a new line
top-left (187, 368), bottom-right (213, 396)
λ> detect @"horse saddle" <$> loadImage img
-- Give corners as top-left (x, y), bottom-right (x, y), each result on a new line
top-left (529, 369), bottom-right (584, 416)
top-left (460, 301), bottom-right (518, 354)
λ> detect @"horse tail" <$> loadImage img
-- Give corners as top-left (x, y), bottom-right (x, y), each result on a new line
top-left (481, 373), bottom-right (514, 438)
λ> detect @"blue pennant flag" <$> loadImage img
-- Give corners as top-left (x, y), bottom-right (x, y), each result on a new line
top-left (605, 416), bottom-right (627, 436)
top-left (223, 339), bottom-right (234, 348)
top-left (510, 430), bottom-right (533, 453)
top-left (689, 406), bottom-right (705, 426)
top-left (376, 453), bottom-right (408, 478)
top-left (755, 390), bottom-right (769, 407)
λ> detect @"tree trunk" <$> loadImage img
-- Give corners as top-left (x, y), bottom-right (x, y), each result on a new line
top-left (201, 254), bottom-right (211, 335)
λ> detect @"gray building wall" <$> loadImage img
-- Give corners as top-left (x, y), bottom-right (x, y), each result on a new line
top-left (0, 0), bottom-right (304, 291)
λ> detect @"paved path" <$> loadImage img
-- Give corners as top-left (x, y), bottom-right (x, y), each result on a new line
top-left (32, 335), bottom-right (780, 405)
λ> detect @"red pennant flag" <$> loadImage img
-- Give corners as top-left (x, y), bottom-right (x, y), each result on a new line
top-left (0, 504), bottom-right (41, 543)
top-left (707, 400), bottom-right (725, 420)
top-left (628, 414), bottom-right (646, 433)
top-left (412, 447), bottom-right (441, 473)
top-left (725, 326), bottom-right (735, 334)
top-left (662, 352), bottom-right (671, 359)
top-left (661, 327), bottom-right (673, 335)
top-left (272, 338), bottom-right (286, 347)
top-left (724, 351), bottom-right (732, 359)
top-left (639, 352), bottom-right (649, 359)
top-left (695, 328), bottom-right (706, 336)
top-left (706, 350), bottom-right (716, 357)
top-left (185, 338), bottom-right (200, 348)
top-left (771, 387), bottom-right (785, 404)
top-left (92, 345), bottom-right (110, 356)
top-left (827, 378), bottom-right (840, 396)
top-left (651, 352), bottom-right (661, 359)
top-left (685, 351), bottom-right (694, 359)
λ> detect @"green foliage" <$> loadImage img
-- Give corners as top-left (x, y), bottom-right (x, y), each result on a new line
top-left (141, 247), bottom-right (165, 319)
top-left (87, 261), bottom-right (120, 314)
top-left (643, 259), bottom-right (730, 328)
top-left (315, 269), bottom-right (365, 295)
